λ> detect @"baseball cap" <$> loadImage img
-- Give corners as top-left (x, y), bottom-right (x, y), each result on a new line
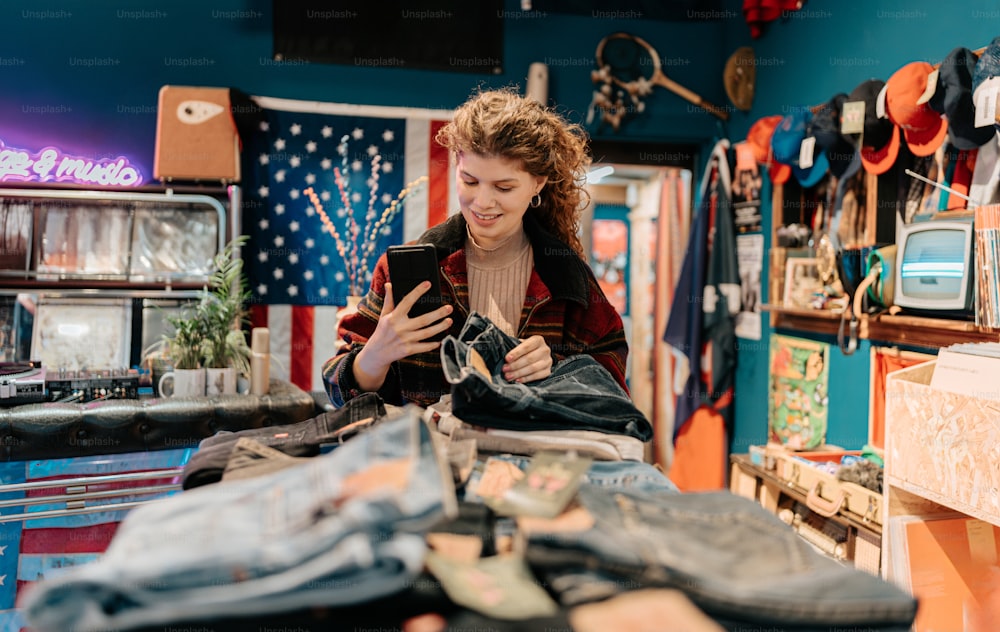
top-left (809, 93), bottom-right (857, 178)
top-left (846, 79), bottom-right (900, 175)
top-left (972, 36), bottom-right (1000, 140)
top-left (929, 47), bottom-right (995, 149)
top-left (747, 115), bottom-right (792, 184)
top-left (771, 109), bottom-right (829, 187)
top-left (885, 61), bottom-right (949, 157)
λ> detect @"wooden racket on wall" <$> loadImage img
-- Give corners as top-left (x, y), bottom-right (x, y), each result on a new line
top-left (594, 32), bottom-right (730, 122)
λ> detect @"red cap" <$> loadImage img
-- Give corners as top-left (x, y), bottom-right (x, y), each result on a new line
top-left (747, 115), bottom-right (792, 184)
top-left (886, 61), bottom-right (949, 157)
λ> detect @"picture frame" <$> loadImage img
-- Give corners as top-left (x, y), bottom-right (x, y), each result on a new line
top-left (768, 333), bottom-right (830, 450)
top-left (30, 297), bottom-right (132, 371)
top-left (782, 257), bottom-right (824, 310)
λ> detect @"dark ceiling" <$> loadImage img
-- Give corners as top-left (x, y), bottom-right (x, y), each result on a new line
top-left (529, 0), bottom-right (726, 21)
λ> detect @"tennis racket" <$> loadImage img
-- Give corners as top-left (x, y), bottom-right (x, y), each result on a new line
top-left (596, 32), bottom-right (730, 121)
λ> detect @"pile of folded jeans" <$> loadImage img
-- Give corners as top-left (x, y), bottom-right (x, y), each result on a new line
top-left (19, 313), bottom-right (919, 632)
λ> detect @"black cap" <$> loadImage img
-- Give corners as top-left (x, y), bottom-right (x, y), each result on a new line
top-left (930, 47), bottom-right (994, 150)
top-left (845, 79), bottom-right (893, 151)
top-left (810, 93), bottom-right (857, 177)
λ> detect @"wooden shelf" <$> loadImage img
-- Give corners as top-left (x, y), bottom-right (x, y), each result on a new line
top-left (761, 304), bottom-right (1000, 347)
top-left (762, 303), bottom-right (846, 337)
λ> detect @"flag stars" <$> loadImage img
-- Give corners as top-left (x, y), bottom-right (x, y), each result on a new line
top-left (382, 162), bottom-right (394, 173)
top-left (366, 144), bottom-right (378, 157)
top-left (320, 254), bottom-right (330, 265)
top-left (289, 253), bottom-right (299, 265)
top-left (274, 203), bottom-right (285, 215)
top-left (288, 285), bottom-right (299, 297)
top-left (274, 138), bottom-right (286, 151)
top-left (289, 189), bottom-right (301, 200)
top-left (289, 220), bottom-right (300, 233)
top-left (320, 190), bottom-right (332, 202)
top-left (289, 155), bottom-right (301, 168)
top-left (258, 219), bottom-right (269, 230)
top-left (321, 125), bottom-right (333, 138)
top-left (304, 270), bottom-right (314, 281)
top-left (351, 159), bottom-right (363, 172)
top-left (274, 268), bottom-right (285, 280)
top-left (321, 157), bottom-right (332, 170)
top-left (257, 283), bottom-right (268, 295)
top-left (305, 140), bottom-right (317, 153)
top-left (352, 127), bottom-right (364, 140)
top-left (305, 238), bottom-right (315, 248)
top-left (304, 173), bottom-right (316, 185)
top-left (258, 153), bottom-right (269, 165)
top-left (274, 235), bottom-right (285, 247)
top-left (0, 574), bottom-right (6, 586)
top-left (259, 121), bottom-right (269, 132)
top-left (0, 545), bottom-right (7, 556)
top-left (319, 287), bottom-right (329, 297)
top-left (274, 170), bottom-right (287, 183)
top-left (257, 250), bottom-right (268, 263)
top-left (305, 205), bottom-right (315, 217)
top-left (382, 129), bottom-right (394, 142)
top-left (258, 186), bottom-right (269, 198)
top-left (290, 123), bottom-right (302, 136)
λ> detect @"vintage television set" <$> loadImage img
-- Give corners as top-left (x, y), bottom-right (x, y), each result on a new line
top-left (892, 217), bottom-right (975, 317)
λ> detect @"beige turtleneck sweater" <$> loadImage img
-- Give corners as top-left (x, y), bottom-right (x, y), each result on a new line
top-left (465, 227), bottom-right (533, 337)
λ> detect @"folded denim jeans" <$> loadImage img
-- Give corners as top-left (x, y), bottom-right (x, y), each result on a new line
top-left (524, 485), bottom-right (917, 630)
top-left (22, 406), bottom-right (457, 632)
top-left (441, 312), bottom-right (653, 440)
top-left (182, 392), bottom-right (388, 489)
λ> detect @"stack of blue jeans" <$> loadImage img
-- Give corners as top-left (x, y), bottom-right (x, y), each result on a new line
top-left (22, 406), bottom-right (455, 632)
top-left (441, 312), bottom-right (653, 441)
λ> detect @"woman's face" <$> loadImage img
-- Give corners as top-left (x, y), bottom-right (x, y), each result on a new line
top-left (456, 151), bottom-right (546, 249)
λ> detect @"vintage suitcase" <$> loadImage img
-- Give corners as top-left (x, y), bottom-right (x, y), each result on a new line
top-left (154, 85), bottom-right (241, 183)
top-left (774, 448), bottom-right (883, 526)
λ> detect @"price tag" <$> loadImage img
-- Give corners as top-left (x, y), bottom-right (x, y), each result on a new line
top-left (735, 142), bottom-right (757, 171)
top-left (841, 101), bottom-right (866, 134)
top-left (966, 519), bottom-right (998, 565)
top-left (975, 85), bottom-right (999, 128)
top-left (798, 135), bottom-right (816, 169)
top-left (916, 68), bottom-right (938, 105)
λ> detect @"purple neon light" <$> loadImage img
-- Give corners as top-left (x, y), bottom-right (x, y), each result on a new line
top-left (0, 140), bottom-right (143, 187)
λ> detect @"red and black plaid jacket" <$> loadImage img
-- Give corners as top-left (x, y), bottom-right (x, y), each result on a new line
top-left (322, 213), bottom-right (628, 408)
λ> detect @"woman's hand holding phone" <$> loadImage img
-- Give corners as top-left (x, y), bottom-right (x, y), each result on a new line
top-left (351, 281), bottom-right (453, 393)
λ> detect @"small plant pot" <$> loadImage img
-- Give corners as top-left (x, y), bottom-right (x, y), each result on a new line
top-left (205, 367), bottom-right (238, 396)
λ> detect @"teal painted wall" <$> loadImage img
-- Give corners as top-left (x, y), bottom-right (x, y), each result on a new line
top-left (0, 0), bottom-right (731, 179)
top-left (724, 0), bottom-right (1000, 453)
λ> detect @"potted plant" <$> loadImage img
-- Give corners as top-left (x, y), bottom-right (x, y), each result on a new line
top-left (198, 236), bottom-right (251, 395)
top-left (158, 310), bottom-right (208, 397)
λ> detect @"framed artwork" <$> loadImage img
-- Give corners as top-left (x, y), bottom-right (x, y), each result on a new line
top-left (591, 208), bottom-right (630, 315)
top-left (782, 257), bottom-right (824, 310)
top-left (768, 334), bottom-right (830, 450)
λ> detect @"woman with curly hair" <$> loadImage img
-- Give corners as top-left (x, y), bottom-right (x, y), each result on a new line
top-left (322, 87), bottom-right (628, 408)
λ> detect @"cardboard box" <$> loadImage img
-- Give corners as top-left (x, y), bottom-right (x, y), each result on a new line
top-left (885, 361), bottom-right (1000, 526)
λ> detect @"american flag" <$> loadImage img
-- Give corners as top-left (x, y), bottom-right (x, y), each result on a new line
top-left (1, 449), bottom-right (192, 630)
top-left (243, 97), bottom-right (454, 394)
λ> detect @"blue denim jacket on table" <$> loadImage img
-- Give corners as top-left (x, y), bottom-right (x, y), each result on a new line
top-left (441, 312), bottom-right (653, 441)
top-left (22, 407), bottom-right (456, 632)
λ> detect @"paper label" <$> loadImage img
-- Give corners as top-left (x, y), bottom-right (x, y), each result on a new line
top-left (876, 83), bottom-right (889, 119)
top-left (975, 86), bottom-right (999, 128)
top-left (841, 101), bottom-right (866, 134)
top-left (917, 69), bottom-right (939, 105)
top-left (486, 451), bottom-right (592, 519)
top-left (966, 519), bottom-right (998, 565)
top-left (798, 136), bottom-right (816, 169)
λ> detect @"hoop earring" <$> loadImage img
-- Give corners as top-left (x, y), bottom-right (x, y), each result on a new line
top-left (530, 193), bottom-right (542, 208)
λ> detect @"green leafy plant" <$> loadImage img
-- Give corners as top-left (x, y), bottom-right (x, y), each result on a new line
top-left (158, 236), bottom-right (251, 375)
top-left (198, 235), bottom-right (251, 374)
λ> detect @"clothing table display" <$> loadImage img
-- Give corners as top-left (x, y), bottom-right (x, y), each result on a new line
top-left (17, 317), bottom-right (918, 631)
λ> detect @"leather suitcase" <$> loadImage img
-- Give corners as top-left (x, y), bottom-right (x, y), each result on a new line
top-left (154, 85), bottom-right (241, 183)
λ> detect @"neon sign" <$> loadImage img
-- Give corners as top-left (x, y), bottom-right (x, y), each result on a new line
top-left (0, 139), bottom-right (143, 187)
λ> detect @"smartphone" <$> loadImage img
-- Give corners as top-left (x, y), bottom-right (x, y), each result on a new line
top-left (386, 244), bottom-right (445, 318)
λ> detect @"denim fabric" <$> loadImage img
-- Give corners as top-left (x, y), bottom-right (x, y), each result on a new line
top-left (524, 485), bottom-right (917, 630)
top-left (181, 392), bottom-right (388, 489)
top-left (461, 454), bottom-right (679, 504)
top-left (441, 312), bottom-right (653, 440)
top-left (22, 407), bottom-right (456, 632)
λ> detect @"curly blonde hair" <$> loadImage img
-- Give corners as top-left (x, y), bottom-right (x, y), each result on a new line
top-left (435, 88), bottom-right (591, 257)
